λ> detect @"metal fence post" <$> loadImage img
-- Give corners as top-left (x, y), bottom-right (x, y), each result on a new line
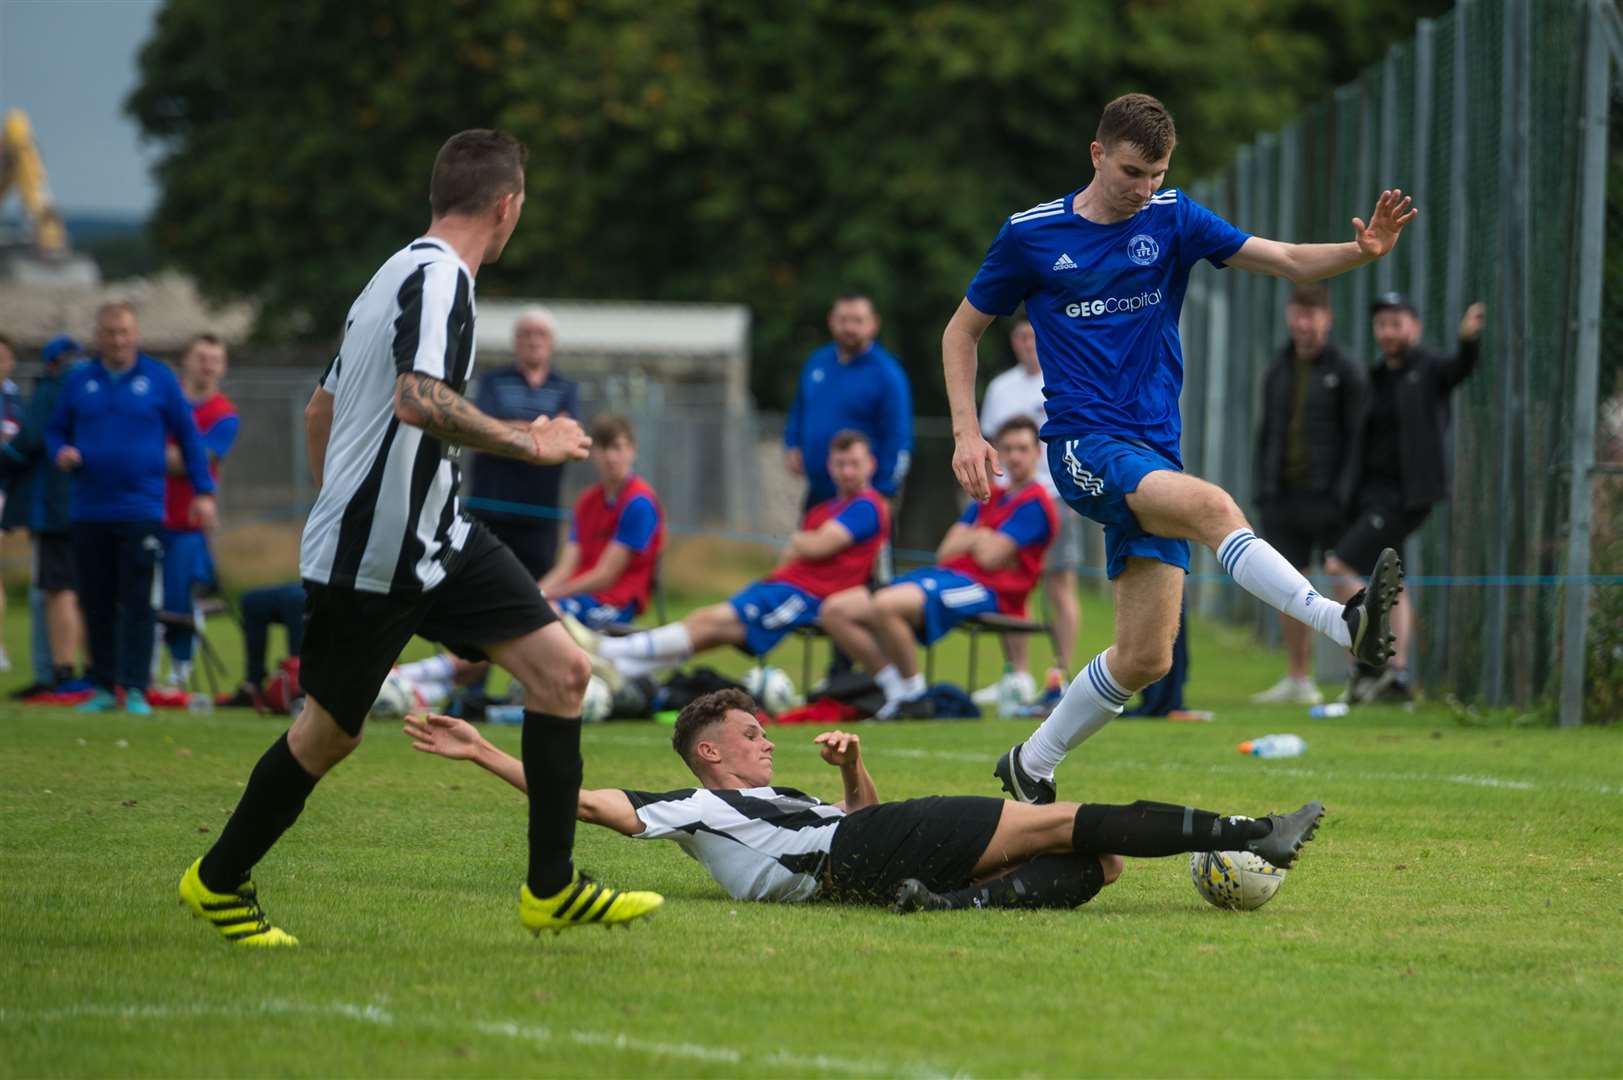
top-left (1558, 0), bottom-right (1614, 726)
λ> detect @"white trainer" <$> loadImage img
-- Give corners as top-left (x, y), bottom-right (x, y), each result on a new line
top-left (1249, 675), bottom-right (1324, 706)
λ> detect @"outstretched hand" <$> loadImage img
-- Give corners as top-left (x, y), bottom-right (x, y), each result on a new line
top-left (1458, 302), bottom-right (1486, 343)
top-left (813, 729), bottom-right (861, 767)
top-left (1352, 189), bottom-right (1418, 260)
top-left (951, 430), bottom-right (1002, 503)
top-left (403, 712), bottom-right (484, 761)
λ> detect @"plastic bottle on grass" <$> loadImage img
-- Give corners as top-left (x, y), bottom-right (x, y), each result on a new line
top-left (1309, 703), bottom-right (1350, 719)
top-left (1237, 733), bottom-right (1306, 758)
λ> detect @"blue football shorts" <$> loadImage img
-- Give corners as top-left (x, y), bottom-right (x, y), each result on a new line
top-left (1047, 434), bottom-right (1189, 579)
top-left (727, 581), bottom-right (823, 656)
top-left (890, 566), bottom-right (999, 645)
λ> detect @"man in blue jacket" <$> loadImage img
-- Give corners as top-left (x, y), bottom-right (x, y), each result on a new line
top-left (46, 302), bottom-right (217, 714)
top-left (784, 294), bottom-right (914, 511)
top-left (2, 335), bottom-right (88, 699)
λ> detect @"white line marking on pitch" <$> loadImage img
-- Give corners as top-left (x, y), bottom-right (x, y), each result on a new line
top-left (0, 1001), bottom-right (968, 1079)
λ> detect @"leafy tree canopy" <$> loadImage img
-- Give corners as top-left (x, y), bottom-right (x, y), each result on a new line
top-left (129, 0), bottom-right (1450, 407)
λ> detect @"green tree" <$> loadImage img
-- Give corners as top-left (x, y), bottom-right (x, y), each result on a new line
top-left (130, 0), bottom-right (1449, 407)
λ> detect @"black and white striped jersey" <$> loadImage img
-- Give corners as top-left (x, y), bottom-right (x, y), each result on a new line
top-left (300, 237), bottom-right (477, 594)
top-left (623, 786), bottom-right (847, 902)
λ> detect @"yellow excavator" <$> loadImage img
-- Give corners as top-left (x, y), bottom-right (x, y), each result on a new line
top-left (0, 108), bottom-right (100, 285)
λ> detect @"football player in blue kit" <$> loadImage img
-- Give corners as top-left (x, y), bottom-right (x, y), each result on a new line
top-left (943, 94), bottom-right (1414, 804)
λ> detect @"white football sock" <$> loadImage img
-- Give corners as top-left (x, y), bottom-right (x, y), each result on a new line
top-left (614, 656), bottom-right (670, 679)
top-left (1217, 528), bottom-right (1351, 647)
top-left (598, 623), bottom-right (694, 663)
top-left (875, 665), bottom-right (905, 703)
top-left (900, 672), bottom-right (926, 700)
top-left (1020, 651), bottom-right (1130, 780)
top-left (398, 652), bottom-right (456, 685)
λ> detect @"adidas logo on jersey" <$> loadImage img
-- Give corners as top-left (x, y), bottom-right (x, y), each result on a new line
top-left (1052, 253), bottom-right (1078, 271)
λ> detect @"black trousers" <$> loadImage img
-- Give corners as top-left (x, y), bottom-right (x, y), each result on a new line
top-left (72, 520), bottom-right (163, 692)
top-left (240, 582), bottom-right (307, 686)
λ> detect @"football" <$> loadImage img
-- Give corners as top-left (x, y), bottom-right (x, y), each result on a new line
top-left (742, 665), bottom-right (802, 715)
top-left (581, 674), bottom-right (614, 723)
top-left (1189, 848), bottom-right (1287, 910)
top-left (368, 671), bottom-right (420, 718)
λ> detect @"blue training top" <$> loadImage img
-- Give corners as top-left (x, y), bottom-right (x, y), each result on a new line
top-left (784, 342), bottom-right (913, 504)
top-left (45, 354), bottom-right (214, 524)
top-left (965, 187), bottom-right (1250, 467)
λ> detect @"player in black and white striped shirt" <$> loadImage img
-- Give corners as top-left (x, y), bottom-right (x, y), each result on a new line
top-left (179, 130), bottom-right (661, 947)
top-left (405, 690), bottom-right (1325, 912)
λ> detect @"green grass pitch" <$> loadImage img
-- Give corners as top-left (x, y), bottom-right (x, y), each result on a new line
top-left (2, 588), bottom-right (1620, 1077)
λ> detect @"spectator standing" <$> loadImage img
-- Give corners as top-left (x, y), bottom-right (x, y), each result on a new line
top-left (1249, 284), bottom-right (1366, 705)
top-left (977, 316), bottom-right (1084, 704)
top-left (158, 334), bottom-right (239, 689)
top-left (468, 306), bottom-right (578, 579)
top-left (1326, 293), bottom-right (1485, 703)
top-left (784, 293), bottom-right (913, 511)
top-left (2, 335), bottom-right (86, 697)
top-left (46, 301), bottom-right (217, 715)
top-left (0, 333), bottom-right (20, 672)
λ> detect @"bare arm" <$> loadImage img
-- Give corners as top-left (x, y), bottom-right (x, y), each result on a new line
top-left (393, 372), bottom-right (589, 465)
top-left (305, 386), bottom-right (334, 490)
top-left (814, 731), bottom-right (878, 812)
top-left (403, 714), bottom-right (643, 835)
top-left (787, 519), bottom-right (854, 562)
top-left (1225, 189), bottom-right (1417, 283)
top-left (934, 522), bottom-right (978, 562)
top-left (968, 529), bottom-right (1018, 571)
top-left (536, 541), bottom-right (582, 595)
top-left (944, 299), bottom-right (1002, 502)
top-left (557, 542), bottom-right (633, 597)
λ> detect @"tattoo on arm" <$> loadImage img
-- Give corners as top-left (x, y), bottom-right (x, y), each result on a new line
top-left (395, 373), bottom-right (535, 461)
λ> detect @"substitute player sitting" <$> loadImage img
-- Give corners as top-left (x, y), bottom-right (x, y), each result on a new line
top-left (819, 416), bottom-right (1057, 719)
top-left (405, 689), bottom-right (1324, 913)
top-left (537, 414), bottom-right (664, 630)
top-left (570, 430), bottom-right (887, 681)
top-left (942, 93), bottom-right (1410, 804)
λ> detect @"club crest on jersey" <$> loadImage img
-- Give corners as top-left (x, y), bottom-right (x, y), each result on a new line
top-left (132, 376), bottom-right (151, 396)
top-left (1127, 234), bottom-right (1160, 266)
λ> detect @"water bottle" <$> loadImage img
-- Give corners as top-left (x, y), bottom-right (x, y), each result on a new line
top-left (1309, 703), bottom-right (1350, 719)
top-left (1237, 733), bottom-right (1307, 758)
top-left (486, 704), bottom-right (525, 725)
top-left (995, 662), bottom-right (1021, 718)
top-left (187, 692), bottom-right (214, 715)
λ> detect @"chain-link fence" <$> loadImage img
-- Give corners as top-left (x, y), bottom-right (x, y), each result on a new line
top-left (1181, 0), bottom-right (1620, 723)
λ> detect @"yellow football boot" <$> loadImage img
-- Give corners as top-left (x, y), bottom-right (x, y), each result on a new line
top-left (519, 871), bottom-right (663, 935)
top-left (178, 858), bottom-right (299, 947)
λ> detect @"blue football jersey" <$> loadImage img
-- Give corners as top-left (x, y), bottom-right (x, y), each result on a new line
top-left (965, 187), bottom-right (1250, 466)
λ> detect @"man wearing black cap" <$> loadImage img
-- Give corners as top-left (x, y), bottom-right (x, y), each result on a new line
top-left (1, 335), bottom-right (88, 698)
top-left (1325, 293), bottom-right (1485, 703)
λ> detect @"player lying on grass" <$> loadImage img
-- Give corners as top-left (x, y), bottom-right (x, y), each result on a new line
top-left (567, 430), bottom-right (887, 683)
top-left (820, 416), bottom-right (1058, 719)
top-left (404, 689), bottom-right (1324, 913)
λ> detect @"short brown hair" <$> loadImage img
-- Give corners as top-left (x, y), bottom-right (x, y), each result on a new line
top-left (429, 129), bottom-right (527, 217)
top-left (1096, 93), bottom-right (1177, 160)
top-left (671, 689), bottom-right (757, 768)
top-left (1287, 283), bottom-right (1331, 310)
top-left (183, 332), bottom-right (225, 354)
top-left (590, 414), bottom-right (635, 447)
top-left (994, 415), bottom-right (1040, 444)
top-left (828, 429), bottom-right (871, 454)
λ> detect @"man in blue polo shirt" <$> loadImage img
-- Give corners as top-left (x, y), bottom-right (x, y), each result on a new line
top-left (942, 93), bottom-right (1414, 804)
top-left (784, 293), bottom-right (913, 510)
top-left (468, 305), bottom-right (579, 579)
top-left (47, 301), bottom-right (216, 714)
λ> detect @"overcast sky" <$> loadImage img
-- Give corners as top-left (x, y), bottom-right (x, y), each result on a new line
top-left (2, 0), bottom-right (161, 218)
